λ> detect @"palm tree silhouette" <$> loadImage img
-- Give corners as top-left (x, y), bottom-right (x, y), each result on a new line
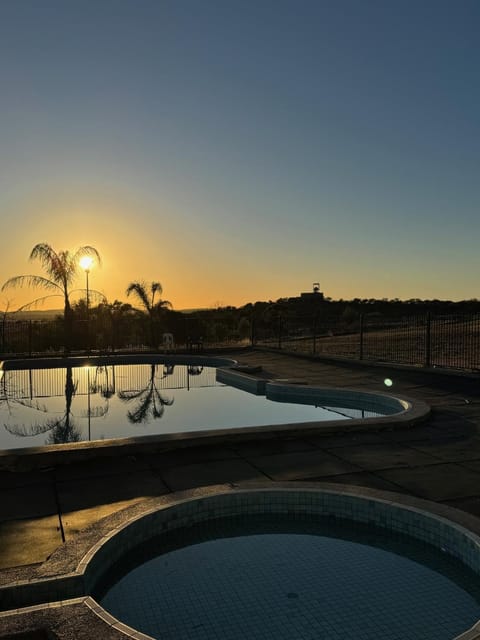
top-left (126, 281), bottom-right (171, 347)
top-left (1, 243), bottom-right (102, 352)
top-left (3, 366), bottom-right (82, 444)
top-left (118, 364), bottom-right (174, 424)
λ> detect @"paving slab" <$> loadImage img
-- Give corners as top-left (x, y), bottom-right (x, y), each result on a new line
top-left (231, 437), bottom-right (316, 457)
top-left (246, 450), bottom-right (362, 481)
top-left (443, 496), bottom-right (480, 518)
top-left (370, 425), bottom-right (446, 443)
top-left (459, 460), bottom-right (480, 473)
top-left (53, 454), bottom-right (151, 481)
top-left (160, 459), bottom-right (268, 491)
top-left (0, 469), bottom-right (53, 489)
top-left (56, 470), bottom-right (167, 514)
top-left (376, 463), bottom-right (480, 501)
top-left (0, 516), bottom-right (63, 568)
top-left (305, 471), bottom-right (409, 493)
top-left (57, 470), bottom-right (169, 540)
top-left (411, 438), bottom-right (480, 462)
top-left (0, 483), bottom-right (57, 521)
top-left (305, 430), bottom-right (389, 448)
top-left (325, 443), bottom-right (442, 471)
top-left (144, 445), bottom-right (240, 471)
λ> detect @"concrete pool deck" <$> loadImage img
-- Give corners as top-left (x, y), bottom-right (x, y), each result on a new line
top-left (2, 348), bottom-right (480, 635)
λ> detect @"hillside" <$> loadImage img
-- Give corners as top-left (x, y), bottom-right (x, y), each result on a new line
top-left (3, 309), bottom-right (63, 321)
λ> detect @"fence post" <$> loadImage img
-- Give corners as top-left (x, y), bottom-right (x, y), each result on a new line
top-left (424, 312), bottom-right (431, 367)
top-left (359, 314), bottom-right (364, 361)
top-left (313, 314), bottom-right (317, 355)
top-left (28, 320), bottom-right (33, 356)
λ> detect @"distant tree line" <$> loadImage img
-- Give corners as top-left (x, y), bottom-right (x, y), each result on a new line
top-left (1, 242), bottom-right (480, 353)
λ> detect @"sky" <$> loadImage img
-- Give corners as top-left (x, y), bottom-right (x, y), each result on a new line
top-left (0, 0), bottom-right (479, 311)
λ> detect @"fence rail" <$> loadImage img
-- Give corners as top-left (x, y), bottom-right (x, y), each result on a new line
top-left (1, 311), bottom-right (480, 372)
top-left (0, 315), bottom-right (248, 357)
top-left (253, 312), bottom-right (480, 372)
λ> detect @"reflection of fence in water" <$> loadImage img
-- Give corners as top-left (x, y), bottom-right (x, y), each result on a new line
top-left (2, 364), bottom-right (219, 400)
top-left (114, 364), bottom-right (218, 394)
top-left (1, 368), bottom-right (67, 400)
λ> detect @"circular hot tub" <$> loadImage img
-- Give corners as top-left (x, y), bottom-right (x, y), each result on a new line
top-left (77, 486), bottom-right (480, 640)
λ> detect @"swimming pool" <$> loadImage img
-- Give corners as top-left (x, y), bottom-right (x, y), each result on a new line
top-left (0, 355), bottom-right (421, 452)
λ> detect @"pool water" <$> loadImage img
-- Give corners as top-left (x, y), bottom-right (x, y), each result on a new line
top-left (0, 364), bottom-right (390, 449)
top-left (96, 514), bottom-right (480, 640)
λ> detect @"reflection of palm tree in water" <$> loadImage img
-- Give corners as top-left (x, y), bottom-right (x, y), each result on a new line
top-left (118, 364), bottom-right (174, 424)
top-left (88, 366), bottom-right (116, 399)
top-left (3, 367), bottom-right (82, 444)
top-left (44, 367), bottom-right (82, 444)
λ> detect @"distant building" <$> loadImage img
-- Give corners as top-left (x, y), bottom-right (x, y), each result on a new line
top-left (300, 282), bottom-right (324, 301)
top-left (288, 283), bottom-right (325, 305)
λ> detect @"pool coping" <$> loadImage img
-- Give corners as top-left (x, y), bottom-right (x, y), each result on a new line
top-left (0, 356), bottom-right (430, 471)
top-left (2, 482), bottom-right (480, 639)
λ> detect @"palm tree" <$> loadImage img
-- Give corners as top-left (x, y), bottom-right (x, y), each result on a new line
top-left (126, 281), bottom-right (171, 347)
top-left (1, 243), bottom-right (101, 352)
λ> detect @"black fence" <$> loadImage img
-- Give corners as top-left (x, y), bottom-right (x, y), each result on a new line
top-left (253, 311), bottom-right (480, 372)
top-left (0, 312), bottom-right (250, 357)
top-left (2, 311), bottom-right (480, 372)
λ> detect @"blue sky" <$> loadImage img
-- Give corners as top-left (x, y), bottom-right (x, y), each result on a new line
top-left (0, 0), bottom-right (479, 310)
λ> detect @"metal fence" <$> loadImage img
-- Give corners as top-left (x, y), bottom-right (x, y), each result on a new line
top-left (253, 312), bottom-right (480, 372)
top-left (2, 311), bottom-right (480, 372)
top-left (0, 313), bottom-right (249, 357)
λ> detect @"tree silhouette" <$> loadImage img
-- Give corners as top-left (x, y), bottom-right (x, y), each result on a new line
top-left (126, 281), bottom-right (171, 347)
top-left (1, 243), bottom-right (102, 352)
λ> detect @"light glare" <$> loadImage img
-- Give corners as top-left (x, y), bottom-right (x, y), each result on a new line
top-left (384, 378), bottom-right (393, 387)
top-left (80, 256), bottom-right (94, 271)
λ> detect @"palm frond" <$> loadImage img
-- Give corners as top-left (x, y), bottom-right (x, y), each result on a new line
top-left (127, 395), bottom-right (152, 423)
top-left (74, 246), bottom-right (102, 266)
top-left (1, 275), bottom-right (61, 293)
top-left (126, 282), bottom-right (151, 312)
top-left (80, 406), bottom-right (108, 418)
top-left (151, 404), bottom-right (165, 419)
top-left (118, 388), bottom-right (147, 401)
top-left (154, 299), bottom-right (172, 311)
top-left (15, 294), bottom-right (63, 311)
top-left (150, 282), bottom-right (163, 306)
top-left (29, 244), bottom-right (102, 287)
top-left (45, 419), bottom-right (82, 444)
top-left (29, 244), bottom-right (65, 283)
top-left (153, 389), bottom-right (174, 406)
top-left (4, 420), bottom-right (56, 437)
top-left (30, 243), bottom-right (57, 266)
top-left (71, 288), bottom-right (107, 304)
